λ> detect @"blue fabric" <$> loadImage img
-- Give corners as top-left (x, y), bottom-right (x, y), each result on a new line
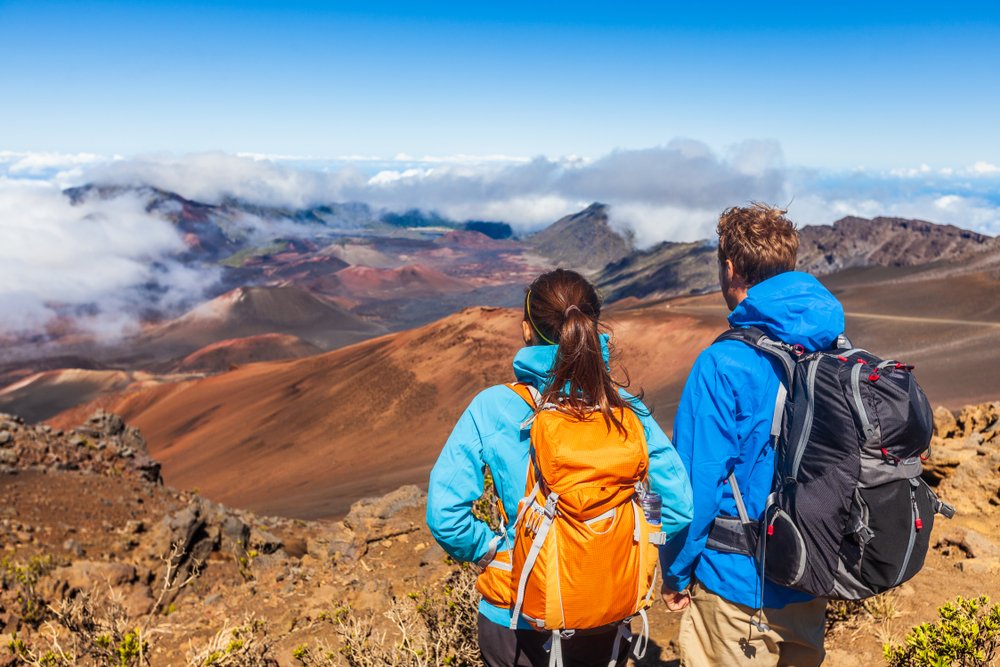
top-left (661, 271), bottom-right (845, 610)
top-left (427, 334), bottom-right (694, 628)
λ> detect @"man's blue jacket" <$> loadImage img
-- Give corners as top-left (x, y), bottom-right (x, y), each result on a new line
top-left (661, 271), bottom-right (845, 609)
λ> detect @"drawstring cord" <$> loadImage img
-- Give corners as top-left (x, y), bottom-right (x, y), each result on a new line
top-left (751, 510), bottom-right (771, 634)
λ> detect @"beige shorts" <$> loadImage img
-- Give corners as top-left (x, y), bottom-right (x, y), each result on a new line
top-left (678, 580), bottom-right (826, 667)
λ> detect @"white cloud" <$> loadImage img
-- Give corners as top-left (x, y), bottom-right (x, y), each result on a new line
top-left (0, 144), bottom-right (792, 245)
top-left (611, 203), bottom-right (720, 243)
top-left (0, 151), bottom-right (123, 184)
top-left (402, 153), bottom-right (532, 165)
top-left (971, 161), bottom-right (1000, 175)
top-left (85, 152), bottom-right (369, 209)
top-left (889, 164), bottom-right (933, 178)
top-left (367, 167), bottom-right (435, 185)
top-left (0, 177), bottom-right (217, 339)
top-left (934, 195), bottom-right (962, 210)
top-left (335, 140), bottom-right (789, 241)
top-left (434, 195), bottom-right (585, 228)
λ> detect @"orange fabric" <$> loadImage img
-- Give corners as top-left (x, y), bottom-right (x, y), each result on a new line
top-left (477, 550), bottom-right (514, 607)
top-left (505, 382), bottom-right (661, 630)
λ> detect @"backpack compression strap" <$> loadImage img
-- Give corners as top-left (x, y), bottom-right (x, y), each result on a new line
top-left (475, 384), bottom-right (544, 572)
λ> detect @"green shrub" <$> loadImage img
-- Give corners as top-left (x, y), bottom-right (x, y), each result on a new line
top-left (1, 554), bottom-right (58, 627)
top-left (827, 592), bottom-right (899, 635)
top-left (471, 467), bottom-right (501, 532)
top-left (187, 617), bottom-right (274, 666)
top-left (884, 595), bottom-right (1000, 666)
top-left (7, 595), bottom-right (149, 667)
top-left (334, 563), bottom-right (480, 667)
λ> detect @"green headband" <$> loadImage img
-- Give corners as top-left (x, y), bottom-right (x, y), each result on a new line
top-left (525, 289), bottom-right (557, 345)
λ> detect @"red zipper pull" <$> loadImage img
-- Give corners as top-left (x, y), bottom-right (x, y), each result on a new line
top-left (915, 518), bottom-right (924, 531)
top-left (767, 524), bottom-right (775, 536)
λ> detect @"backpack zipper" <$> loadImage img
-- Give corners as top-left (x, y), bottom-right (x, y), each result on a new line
top-left (850, 359), bottom-right (877, 443)
top-left (892, 480), bottom-right (919, 587)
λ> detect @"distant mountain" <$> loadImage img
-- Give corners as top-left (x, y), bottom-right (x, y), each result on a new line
top-left (0, 369), bottom-right (140, 424)
top-left (527, 203), bottom-right (634, 273)
top-left (379, 209), bottom-right (512, 239)
top-left (797, 216), bottom-right (997, 274)
top-left (172, 333), bottom-right (323, 373)
top-left (462, 220), bottom-right (513, 239)
top-left (69, 307), bottom-right (528, 517)
top-left (66, 184), bottom-right (251, 260)
top-left (326, 264), bottom-right (473, 300)
top-left (597, 216), bottom-right (998, 302)
top-left (139, 285), bottom-right (384, 360)
top-left (595, 240), bottom-right (718, 301)
top-left (381, 208), bottom-right (452, 229)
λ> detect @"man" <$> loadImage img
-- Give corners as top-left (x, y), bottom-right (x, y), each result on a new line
top-left (660, 203), bottom-right (844, 666)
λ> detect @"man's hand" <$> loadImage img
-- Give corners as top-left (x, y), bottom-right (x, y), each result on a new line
top-left (661, 584), bottom-right (691, 611)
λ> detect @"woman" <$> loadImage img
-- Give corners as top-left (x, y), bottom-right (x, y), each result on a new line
top-left (427, 269), bottom-right (693, 666)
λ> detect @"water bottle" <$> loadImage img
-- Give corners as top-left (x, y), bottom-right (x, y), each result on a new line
top-left (639, 492), bottom-right (662, 525)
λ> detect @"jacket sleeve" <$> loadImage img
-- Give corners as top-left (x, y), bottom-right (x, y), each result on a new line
top-left (638, 410), bottom-right (693, 543)
top-left (426, 399), bottom-right (495, 564)
top-left (660, 348), bottom-right (741, 592)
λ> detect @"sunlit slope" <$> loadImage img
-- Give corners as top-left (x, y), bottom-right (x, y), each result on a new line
top-left (55, 305), bottom-right (723, 518)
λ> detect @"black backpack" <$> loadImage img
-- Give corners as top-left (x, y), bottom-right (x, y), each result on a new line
top-left (706, 326), bottom-right (955, 600)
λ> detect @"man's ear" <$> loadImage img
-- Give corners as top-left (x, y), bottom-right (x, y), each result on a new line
top-left (723, 258), bottom-right (736, 284)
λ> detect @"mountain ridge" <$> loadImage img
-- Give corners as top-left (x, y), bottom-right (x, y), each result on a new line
top-left (526, 202), bottom-right (634, 273)
top-left (597, 214), bottom-right (998, 302)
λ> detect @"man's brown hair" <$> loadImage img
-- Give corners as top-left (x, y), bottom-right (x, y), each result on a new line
top-left (716, 202), bottom-right (799, 286)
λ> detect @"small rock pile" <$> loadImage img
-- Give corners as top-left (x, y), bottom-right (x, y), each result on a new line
top-left (0, 410), bottom-right (161, 483)
top-left (925, 403), bottom-right (1000, 575)
top-left (924, 403), bottom-right (1000, 515)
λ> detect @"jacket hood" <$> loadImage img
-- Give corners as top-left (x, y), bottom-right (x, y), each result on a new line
top-left (512, 333), bottom-right (612, 387)
top-left (728, 271), bottom-right (844, 351)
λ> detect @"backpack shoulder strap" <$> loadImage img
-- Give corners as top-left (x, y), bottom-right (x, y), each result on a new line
top-left (714, 326), bottom-right (796, 386)
top-left (714, 326), bottom-right (792, 444)
top-left (713, 327), bottom-right (792, 538)
top-left (507, 382), bottom-right (541, 408)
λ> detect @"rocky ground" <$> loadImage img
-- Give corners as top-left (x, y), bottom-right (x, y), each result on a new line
top-left (0, 403), bottom-right (998, 665)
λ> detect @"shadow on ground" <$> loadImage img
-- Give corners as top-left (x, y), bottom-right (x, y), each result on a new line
top-left (633, 638), bottom-right (680, 666)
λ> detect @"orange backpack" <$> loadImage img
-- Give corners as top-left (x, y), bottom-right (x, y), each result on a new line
top-left (477, 383), bottom-right (663, 664)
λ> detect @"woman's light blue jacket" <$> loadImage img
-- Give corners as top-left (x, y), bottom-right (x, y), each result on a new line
top-left (426, 337), bottom-right (694, 628)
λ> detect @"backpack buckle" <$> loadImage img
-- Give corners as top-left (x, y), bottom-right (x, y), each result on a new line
top-left (543, 493), bottom-right (560, 518)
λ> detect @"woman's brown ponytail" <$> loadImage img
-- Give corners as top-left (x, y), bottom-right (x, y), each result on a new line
top-left (524, 269), bottom-right (635, 433)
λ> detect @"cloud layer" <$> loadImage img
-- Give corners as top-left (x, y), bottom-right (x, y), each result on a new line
top-left (2, 142), bottom-right (999, 343)
top-left (0, 178), bottom-right (216, 340)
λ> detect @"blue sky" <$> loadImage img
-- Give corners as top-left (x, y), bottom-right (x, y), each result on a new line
top-left (2, 1), bottom-right (999, 169)
top-left (2, 2), bottom-right (1000, 336)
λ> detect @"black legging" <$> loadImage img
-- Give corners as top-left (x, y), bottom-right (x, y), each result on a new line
top-left (477, 614), bottom-right (632, 667)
